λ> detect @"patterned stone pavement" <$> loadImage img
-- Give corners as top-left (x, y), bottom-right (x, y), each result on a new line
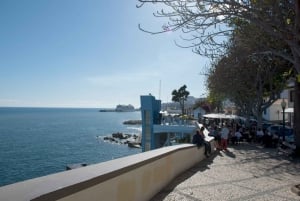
top-left (150, 143), bottom-right (300, 201)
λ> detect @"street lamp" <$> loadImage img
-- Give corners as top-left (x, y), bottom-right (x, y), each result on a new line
top-left (281, 99), bottom-right (287, 141)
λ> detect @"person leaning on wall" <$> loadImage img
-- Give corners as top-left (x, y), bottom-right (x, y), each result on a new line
top-left (192, 127), bottom-right (211, 157)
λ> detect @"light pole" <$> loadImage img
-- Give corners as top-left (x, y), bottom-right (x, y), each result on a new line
top-left (281, 99), bottom-right (287, 141)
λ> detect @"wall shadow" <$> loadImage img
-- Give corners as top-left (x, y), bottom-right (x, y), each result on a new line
top-left (149, 151), bottom-right (219, 201)
top-left (150, 143), bottom-right (300, 201)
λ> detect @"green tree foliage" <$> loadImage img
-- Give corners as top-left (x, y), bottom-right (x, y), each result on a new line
top-left (172, 85), bottom-right (190, 115)
top-left (137, 0), bottom-right (300, 155)
top-left (208, 20), bottom-right (292, 127)
top-left (193, 99), bottom-right (211, 113)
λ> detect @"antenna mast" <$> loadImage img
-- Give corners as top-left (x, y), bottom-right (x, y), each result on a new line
top-left (159, 80), bottom-right (161, 100)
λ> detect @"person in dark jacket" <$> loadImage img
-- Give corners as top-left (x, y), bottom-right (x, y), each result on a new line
top-left (193, 129), bottom-right (204, 147)
top-left (192, 127), bottom-right (211, 157)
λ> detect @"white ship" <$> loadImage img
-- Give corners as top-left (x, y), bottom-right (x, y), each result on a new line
top-left (115, 104), bottom-right (135, 112)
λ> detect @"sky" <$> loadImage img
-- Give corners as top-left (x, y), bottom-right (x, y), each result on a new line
top-left (0, 0), bottom-right (209, 108)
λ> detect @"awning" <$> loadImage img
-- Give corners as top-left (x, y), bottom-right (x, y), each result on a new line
top-left (282, 108), bottom-right (294, 113)
top-left (203, 113), bottom-right (245, 120)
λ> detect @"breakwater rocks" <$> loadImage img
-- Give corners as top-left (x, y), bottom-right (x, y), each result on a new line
top-left (98, 132), bottom-right (142, 148)
top-left (122, 120), bottom-right (141, 125)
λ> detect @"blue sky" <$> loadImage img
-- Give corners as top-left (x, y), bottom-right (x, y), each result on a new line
top-left (0, 0), bottom-right (208, 108)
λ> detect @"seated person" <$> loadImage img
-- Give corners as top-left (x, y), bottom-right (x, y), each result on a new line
top-left (193, 130), bottom-right (203, 146)
top-left (192, 127), bottom-right (211, 157)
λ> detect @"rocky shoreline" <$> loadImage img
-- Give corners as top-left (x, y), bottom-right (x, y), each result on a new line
top-left (98, 132), bottom-right (142, 148)
top-left (122, 120), bottom-right (141, 125)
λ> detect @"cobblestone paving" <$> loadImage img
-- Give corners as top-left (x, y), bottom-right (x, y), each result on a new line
top-left (150, 143), bottom-right (300, 201)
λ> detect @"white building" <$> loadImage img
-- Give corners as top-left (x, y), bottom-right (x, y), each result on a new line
top-left (262, 82), bottom-right (294, 127)
top-left (193, 107), bottom-right (206, 120)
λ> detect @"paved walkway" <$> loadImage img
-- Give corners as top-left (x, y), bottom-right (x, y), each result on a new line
top-left (151, 143), bottom-right (300, 201)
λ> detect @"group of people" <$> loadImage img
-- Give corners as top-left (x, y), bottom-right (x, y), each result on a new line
top-left (210, 124), bottom-right (238, 151)
top-left (192, 122), bottom-right (280, 156)
top-left (192, 124), bottom-right (244, 155)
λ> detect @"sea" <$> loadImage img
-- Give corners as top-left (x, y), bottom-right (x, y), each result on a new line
top-left (0, 107), bottom-right (142, 187)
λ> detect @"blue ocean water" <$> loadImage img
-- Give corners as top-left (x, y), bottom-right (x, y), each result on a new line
top-left (0, 107), bottom-right (142, 187)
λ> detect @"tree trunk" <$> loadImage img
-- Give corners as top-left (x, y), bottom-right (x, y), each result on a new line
top-left (292, 0), bottom-right (300, 156)
top-left (294, 78), bottom-right (300, 156)
top-left (256, 107), bottom-right (263, 130)
top-left (180, 100), bottom-right (185, 115)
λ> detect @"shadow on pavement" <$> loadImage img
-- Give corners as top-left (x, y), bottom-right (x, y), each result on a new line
top-left (150, 143), bottom-right (300, 201)
top-left (150, 151), bottom-right (219, 201)
top-left (223, 149), bottom-right (236, 158)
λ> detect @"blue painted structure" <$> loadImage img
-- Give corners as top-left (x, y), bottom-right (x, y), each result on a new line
top-left (140, 95), bottom-right (161, 152)
top-left (140, 95), bottom-right (196, 152)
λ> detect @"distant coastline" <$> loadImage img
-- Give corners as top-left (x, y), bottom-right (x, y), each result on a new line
top-left (99, 109), bottom-right (116, 112)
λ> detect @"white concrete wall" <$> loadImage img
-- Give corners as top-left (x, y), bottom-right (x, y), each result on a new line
top-left (0, 142), bottom-right (214, 201)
